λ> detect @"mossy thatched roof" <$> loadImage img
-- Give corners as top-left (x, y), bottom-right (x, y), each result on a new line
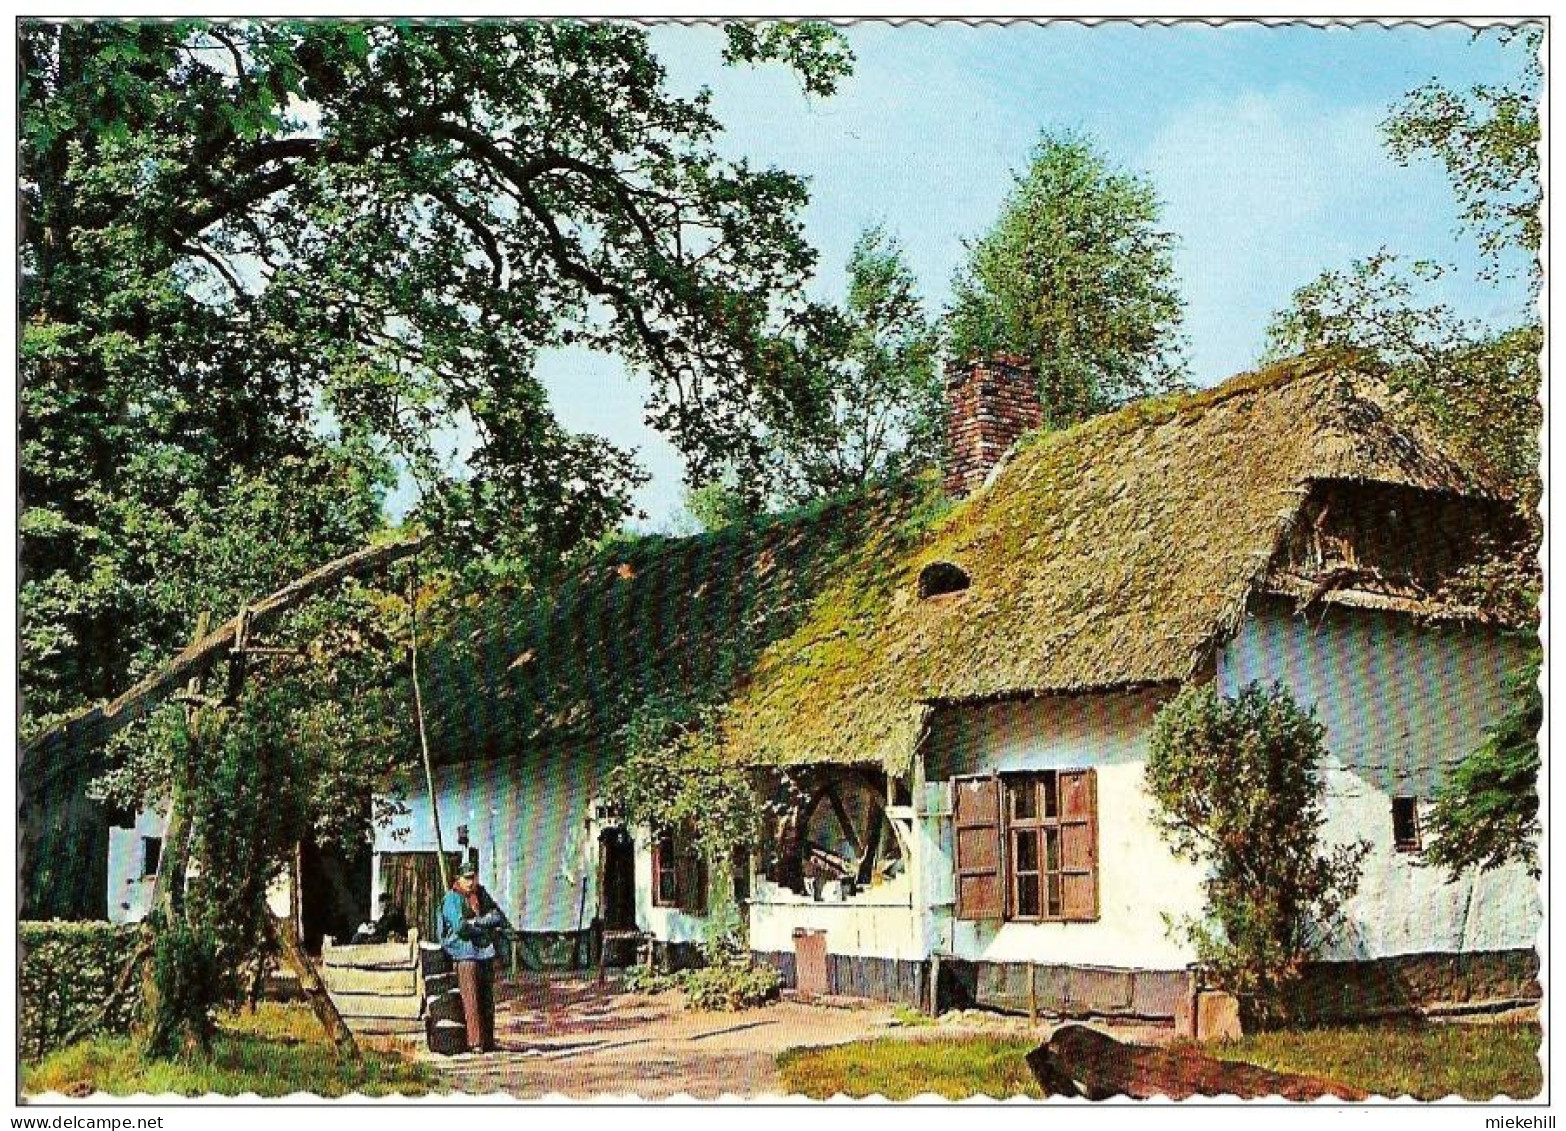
top-left (418, 479), bottom-right (939, 760)
top-left (424, 353), bottom-right (1501, 774)
top-left (722, 354), bottom-right (1502, 772)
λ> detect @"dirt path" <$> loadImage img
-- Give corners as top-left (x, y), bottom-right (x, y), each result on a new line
top-left (424, 974), bottom-right (907, 1099)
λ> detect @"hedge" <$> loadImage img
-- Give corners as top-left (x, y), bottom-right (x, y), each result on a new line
top-left (20, 921), bottom-right (144, 1060)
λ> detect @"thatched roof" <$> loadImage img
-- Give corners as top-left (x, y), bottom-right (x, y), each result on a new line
top-left (721, 353), bottom-right (1503, 772)
top-left (417, 478), bottom-right (937, 760)
top-left (423, 352), bottom-right (1503, 773)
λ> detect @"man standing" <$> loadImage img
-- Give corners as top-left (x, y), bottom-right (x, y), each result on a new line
top-left (440, 862), bottom-right (512, 1053)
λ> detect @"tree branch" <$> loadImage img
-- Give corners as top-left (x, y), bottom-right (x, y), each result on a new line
top-left (22, 534), bottom-right (426, 775)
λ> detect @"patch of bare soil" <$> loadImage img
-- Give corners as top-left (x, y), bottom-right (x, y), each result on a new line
top-left (427, 973), bottom-right (905, 1099)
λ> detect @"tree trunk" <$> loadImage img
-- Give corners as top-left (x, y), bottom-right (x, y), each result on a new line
top-left (1027, 1024), bottom-right (1366, 1101)
top-left (266, 911), bottom-right (360, 1061)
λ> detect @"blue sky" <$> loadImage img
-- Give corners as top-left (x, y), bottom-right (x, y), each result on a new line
top-left (457, 21), bottom-right (1535, 529)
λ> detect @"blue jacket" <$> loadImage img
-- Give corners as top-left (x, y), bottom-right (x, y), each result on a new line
top-left (440, 885), bottom-right (512, 962)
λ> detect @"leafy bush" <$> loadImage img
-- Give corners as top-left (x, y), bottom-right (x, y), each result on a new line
top-left (1147, 682), bottom-right (1368, 1027)
top-left (620, 964), bottom-right (682, 995)
top-left (20, 921), bottom-right (144, 1060)
top-left (620, 934), bottom-right (783, 1011)
top-left (680, 961), bottom-right (783, 1011)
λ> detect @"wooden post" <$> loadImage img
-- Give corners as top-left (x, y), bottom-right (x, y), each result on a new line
top-left (266, 911), bottom-right (359, 1060)
top-left (1027, 960), bottom-right (1039, 1026)
top-left (409, 564), bottom-right (449, 893)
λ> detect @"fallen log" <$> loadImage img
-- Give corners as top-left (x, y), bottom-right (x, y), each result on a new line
top-left (1026, 1024), bottom-right (1367, 1101)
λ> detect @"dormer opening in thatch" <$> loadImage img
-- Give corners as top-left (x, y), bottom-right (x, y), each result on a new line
top-left (1270, 479), bottom-right (1521, 605)
top-left (918, 561), bottom-right (971, 600)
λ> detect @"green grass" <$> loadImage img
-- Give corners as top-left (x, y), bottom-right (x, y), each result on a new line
top-left (1211, 1020), bottom-right (1542, 1101)
top-left (777, 1021), bottom-right (1543, 1101)
top-left (779, 1036), bottom-right (1044, 1100)
top-left (22, 1004), bottom-right (434, 1098)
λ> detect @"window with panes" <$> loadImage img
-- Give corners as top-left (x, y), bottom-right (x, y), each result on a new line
top-left (953, 769), bottom-right (1098, 923)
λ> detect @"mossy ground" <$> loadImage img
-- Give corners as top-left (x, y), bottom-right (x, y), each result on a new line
top-left (776, 1020), bottom-right (1542, 1100)
top-left (22, 1003), bottom-right (434, 1098)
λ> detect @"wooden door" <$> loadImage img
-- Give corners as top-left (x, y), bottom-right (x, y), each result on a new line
top-left (378, 851), bottom-right (462, 942)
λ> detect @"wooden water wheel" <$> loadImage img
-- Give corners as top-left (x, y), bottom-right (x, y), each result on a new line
top-left (777, 771), bottom-right (903, 893)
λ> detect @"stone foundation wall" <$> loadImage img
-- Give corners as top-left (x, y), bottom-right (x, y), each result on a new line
top-left (1281, 949), bottom-right (1540, 1022)
top-left (747, 948), bottom-right (1540, 1028)
top-left (753, 949), bottom-right (928, 1008)
top-left (939, 959), bottom-right (1193, 1025)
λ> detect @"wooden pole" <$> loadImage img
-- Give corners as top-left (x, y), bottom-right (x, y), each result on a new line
top-left (265, 911), bottom-right (360, 1060)
top-left (24, 535), bottom-right (425, 772)
top-left (409, 559), bottom-right (450, 892)
top-left (148, 610), bottom-right (212, 925)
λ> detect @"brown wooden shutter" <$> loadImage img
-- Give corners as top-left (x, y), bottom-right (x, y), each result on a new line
top-left (1057, 769), bottom-right (1099, 922)
top-left (953, 774), bottom-right (1004, 920)
top-left (675, 828), bottom-right (708, 914)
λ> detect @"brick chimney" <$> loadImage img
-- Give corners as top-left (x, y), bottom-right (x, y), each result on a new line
top-left (944, 354), bottom-right (1043, 497)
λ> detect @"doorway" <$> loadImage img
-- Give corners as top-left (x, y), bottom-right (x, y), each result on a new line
top-left (599, 827), bottom-right (636, 931)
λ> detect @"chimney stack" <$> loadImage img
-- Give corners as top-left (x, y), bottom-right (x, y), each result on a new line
top-left (944, 354), bottom-right (1043, 497)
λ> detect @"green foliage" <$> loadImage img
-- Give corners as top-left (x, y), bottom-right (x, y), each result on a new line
top-left (144, 920), bottom-right (224, 1058)
top-left (20, 18), bottom-right (851, 744)
top-left (947, 130), bottom-right (1187, 427)
top-left (1424, 650), bottom-right (1541, 880)
top-left (620, 932), bottom-right (783, 1011)
top-left (88, 584), bottom-right (415, 1058)
top-left (766, 225), bottom-right (944, 502)
top-left (604, 696), bottom-right (761, 862)
top-left (1382, 25), bottom-right (1541, 282)
top-left (20, 921), bottom-right (144, 1061)
top-left (620, 964), bottom-right (683, 995)
top-left (722, 22), bottom-right (855, 97)
top-left (677, 474), bottom-right (756, 533)
top-left (680, 960), bottom-right (783, 1012)
top-left (1147, 683), bottom-right (1368, 1026)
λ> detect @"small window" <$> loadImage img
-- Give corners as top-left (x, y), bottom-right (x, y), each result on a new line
top-left (1392, 797), bottom-right (1421, 852)
top-left (653, 829), bottom-right (679, 906)
top-left (652, 826), bottom-right (707, 913)
top-left (918, 561), bottom-right (971, 599)
top-left (140, 836), bottom-right (162, 880)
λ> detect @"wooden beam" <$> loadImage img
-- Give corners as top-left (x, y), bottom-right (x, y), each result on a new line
top-left (266, 911), bottom-right (360, 1061)
top-left (1027, 1025), bottom-right (1367, 1100)
top-left (22, 535), bottom-right (425, 775)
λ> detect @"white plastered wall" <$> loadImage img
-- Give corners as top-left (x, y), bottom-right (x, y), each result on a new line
top-left (1218, 599), bottom-right (1540, 960)
top-left (374, 748), bottom-right (609, 931)
top-left (107, 809), bottom-right (167, 924)
top-left (920, 688), bottom-right (1207, 970)
top-left (373, 747), bottom-right (712, 942)
top-left (108, 808), bottom-right (292, 925)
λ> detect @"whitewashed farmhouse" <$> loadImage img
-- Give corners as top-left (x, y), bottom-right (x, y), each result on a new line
top-left (110, 352), bottom-right (1540, 1025)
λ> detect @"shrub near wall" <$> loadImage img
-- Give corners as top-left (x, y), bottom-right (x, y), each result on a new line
top-left (21, 921), bottom-right (144, 1060)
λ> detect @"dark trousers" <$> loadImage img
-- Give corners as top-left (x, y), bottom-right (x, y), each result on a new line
top-left (455, 959), bottom-right (495, 1052)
